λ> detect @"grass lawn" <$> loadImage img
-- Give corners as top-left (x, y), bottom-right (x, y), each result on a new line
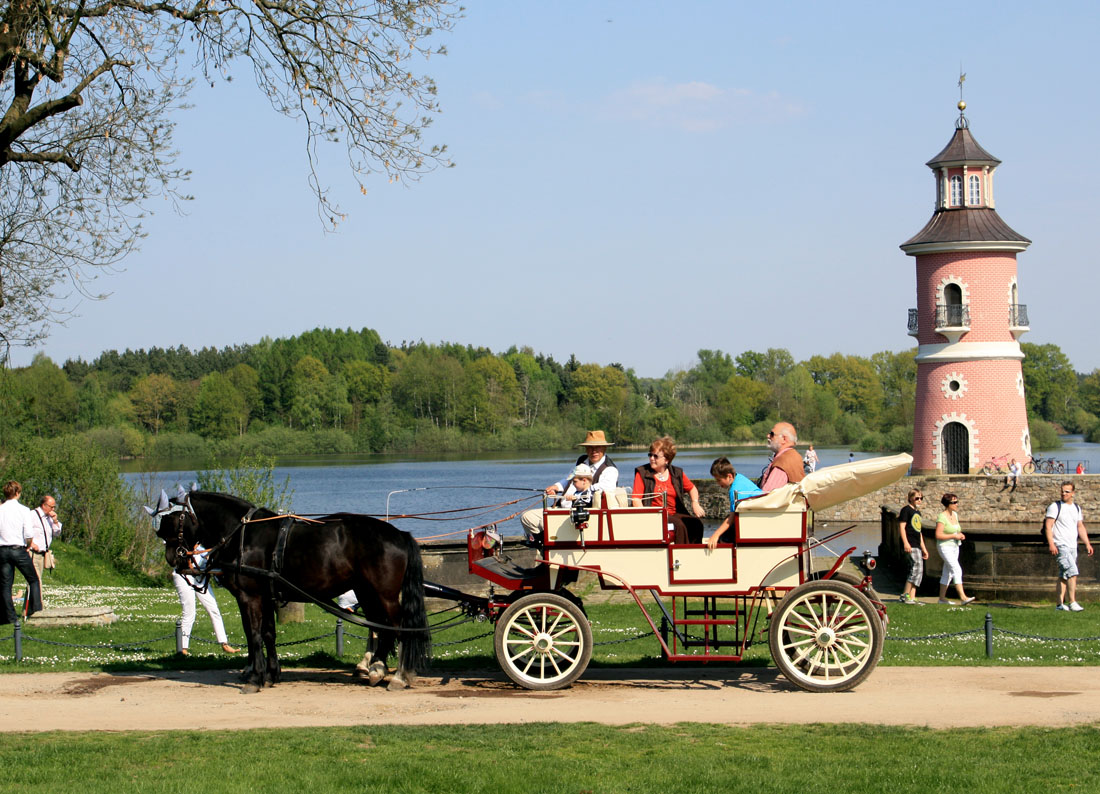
top-left (3, 723), bottom-right (1099, 794)
top-left (4, 544), bottom-right (1099, 672)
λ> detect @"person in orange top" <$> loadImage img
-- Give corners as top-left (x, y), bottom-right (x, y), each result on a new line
top-left (631, 436), bottom-right (705, 544)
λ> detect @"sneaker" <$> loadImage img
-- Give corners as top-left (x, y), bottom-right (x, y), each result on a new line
top-left (938, 598), bottom-right (956, 605)
top-left (961, 596), bottom-right (976, 605)
top-left (1069, 602), bottom-right (1084, 612)
top-left (1055, 604), bottom-right (1070, 611)
top-left (897, 595), bottom-right (908, 603)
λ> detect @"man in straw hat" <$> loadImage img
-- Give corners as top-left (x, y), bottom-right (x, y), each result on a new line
top-left (521, 430), bottom-right (619, 541)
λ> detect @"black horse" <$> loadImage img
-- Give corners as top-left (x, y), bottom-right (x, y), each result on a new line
top-left (154, 491), bottom-right (429, 692)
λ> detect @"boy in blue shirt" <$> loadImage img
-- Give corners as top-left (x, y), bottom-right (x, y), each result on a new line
top-left (706, 457), bottom-right (764, 550)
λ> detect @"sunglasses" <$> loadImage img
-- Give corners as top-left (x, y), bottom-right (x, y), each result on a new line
top-left (913, 497), bottom-right (924, 501)
top-left (949, 500), bottom-right (959, 504)
top-left (648, 452), bottom-right (663, 459)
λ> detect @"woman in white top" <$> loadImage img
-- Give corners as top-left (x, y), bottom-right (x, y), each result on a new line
top-left (934, 493), bottom-right (976, 605)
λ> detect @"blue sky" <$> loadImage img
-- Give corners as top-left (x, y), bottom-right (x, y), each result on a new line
top-left (15, 1), bottom-right (1100, 376)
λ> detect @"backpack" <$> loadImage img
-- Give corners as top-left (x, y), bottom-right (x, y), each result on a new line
top-left (1039, 502), bottom-right (1062, 540)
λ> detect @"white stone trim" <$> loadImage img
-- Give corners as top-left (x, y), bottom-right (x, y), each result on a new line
top-left (941, 371), bottom-right (968, 400)
top-left (902, 240), bottom-right (1030, 255)
top-left (915, 341), bottom-right (1025, 363)
top-left (1016, 371), bottom-right (1025, 398)
top-left (931, 413), bottom-right (979, 472)
top-left (1021, 428), bottom-right (1032, 456)
top-left (936, 276), bottom-right (970, 312)
top-left (1007, 276), bottom-right (1019, 306)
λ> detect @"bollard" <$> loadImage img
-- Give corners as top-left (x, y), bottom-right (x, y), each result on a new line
top-left (336, 618), bottom-right (344, 657)
top-left (175, 619), bottom-right (183, 655)
top-left (14, 619), bottom-right (21, 662)
top-left (985, 612), bottom-right (994, 658)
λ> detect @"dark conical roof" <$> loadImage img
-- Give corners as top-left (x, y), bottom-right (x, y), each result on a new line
top-left (901, 207), bottom-right (1030, 250)
top-left (926, 125), bottom-right (1001, 168)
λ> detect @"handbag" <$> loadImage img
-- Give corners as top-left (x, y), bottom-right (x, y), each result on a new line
top-left (44, 550), bottom-right (57, 570)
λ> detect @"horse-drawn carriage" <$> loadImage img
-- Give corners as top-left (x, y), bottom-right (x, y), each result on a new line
top-left (153, 454), bottom-right (910, 695)
top-left (450, 454), bottom-right (911, 692)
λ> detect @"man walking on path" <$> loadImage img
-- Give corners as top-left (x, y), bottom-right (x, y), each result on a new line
top-left (1044, 481), bottom-right (1093, 611)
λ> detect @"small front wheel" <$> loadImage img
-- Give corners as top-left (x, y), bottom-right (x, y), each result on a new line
top-left (1022, 462), bottom-right (1036, 475)
top-left (769, 580), bottom-right (884, 693)
top-left (981, 464), bottom-right (996, 476)
top-left (1055, 462), bottom-right (1066, 474)
top-left (494, 593), bottom-right (592, 691)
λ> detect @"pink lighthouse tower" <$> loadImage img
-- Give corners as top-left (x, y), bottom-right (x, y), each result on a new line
top-left (901, 99), bottom-right (1031, 474)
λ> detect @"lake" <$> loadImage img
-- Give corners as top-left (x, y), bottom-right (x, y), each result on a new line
top-left (122, 436), bottom-right (1100, 550)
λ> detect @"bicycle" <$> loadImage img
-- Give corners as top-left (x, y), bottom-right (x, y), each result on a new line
top-left (981, 453), bottom-right (1013, 476)
top-left (1028, 453), bottom-right (1064, 474)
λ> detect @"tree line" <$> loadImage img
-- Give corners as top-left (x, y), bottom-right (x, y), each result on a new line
top-left (0, 327), bottom-right (1092, 460)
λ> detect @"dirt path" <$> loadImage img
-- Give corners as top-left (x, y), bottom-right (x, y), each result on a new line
top-left (2, 666), bottom-right (1096, 732)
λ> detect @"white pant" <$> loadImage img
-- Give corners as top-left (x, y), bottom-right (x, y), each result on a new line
top-left (937, 541), bottom-right (963, 586)
top-left (173, 571), bottom-right (229, 648)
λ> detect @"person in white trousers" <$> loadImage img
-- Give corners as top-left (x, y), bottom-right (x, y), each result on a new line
top-left (172, 556), bottom-right (238, 656)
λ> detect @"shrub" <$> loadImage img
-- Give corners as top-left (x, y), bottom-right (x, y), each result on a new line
top-left (0, 436), bottom-right (161, 577)
top-left (1028, 416), bottom-right (1064, 450)
top-left (196, 452), bottom-right (294, 513)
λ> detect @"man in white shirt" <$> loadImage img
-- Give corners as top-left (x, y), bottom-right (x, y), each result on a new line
top-left (0, 481), bottom-right (42, 623)
top-left (521, 430), bottom-right (619, 541)
top-left (28, 494), bottom-right (62, 597)
top-left (1045, 481), bottom-right (1093, 612)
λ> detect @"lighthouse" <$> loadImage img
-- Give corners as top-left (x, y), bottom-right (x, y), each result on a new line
top-left (901, 101), bottom-right (1031, 474)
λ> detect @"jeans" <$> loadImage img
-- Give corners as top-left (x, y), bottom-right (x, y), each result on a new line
top-left (0, 546), bottom-right (42, 624)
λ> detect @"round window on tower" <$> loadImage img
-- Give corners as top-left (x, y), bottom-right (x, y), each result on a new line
top-left (941, 372), bottom-right (968, 400)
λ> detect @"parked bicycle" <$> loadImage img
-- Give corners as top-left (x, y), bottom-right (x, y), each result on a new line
top-left (981, 453), bottom-right (1019, 476)
top-left (1028, 453), bottom-right (1064, 474)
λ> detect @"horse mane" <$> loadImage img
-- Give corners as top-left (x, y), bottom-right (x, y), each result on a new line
top-left (190, 490), bottom-right (279, 520)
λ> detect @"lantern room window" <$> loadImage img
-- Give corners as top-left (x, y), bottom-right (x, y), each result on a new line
top-left (969, 174), bottom-right (981, 205)
top-left (950, 175), bottom-right (962, 207)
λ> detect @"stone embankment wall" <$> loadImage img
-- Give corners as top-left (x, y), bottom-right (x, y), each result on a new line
top-left (695, 474), bottom-right (1098, 522)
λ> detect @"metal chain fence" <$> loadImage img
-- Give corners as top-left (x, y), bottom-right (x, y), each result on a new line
top-left (4, 611), bottom-right (1098, 662)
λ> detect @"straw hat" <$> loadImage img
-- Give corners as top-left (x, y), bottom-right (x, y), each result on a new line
top-left (577, 430), bottom-right (614, 447)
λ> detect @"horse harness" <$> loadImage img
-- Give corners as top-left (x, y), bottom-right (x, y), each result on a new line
top-left (178, 498), bottom-right (431, 635)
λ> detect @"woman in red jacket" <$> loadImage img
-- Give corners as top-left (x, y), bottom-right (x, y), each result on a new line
top-left (631, 436), bottom-right (706, 544)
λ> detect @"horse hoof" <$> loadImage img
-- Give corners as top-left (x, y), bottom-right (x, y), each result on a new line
top-left (386, 675), bottom-right (408, 692)
top-left (367, 660), bottom-right (387, 686)
top-left (240, 682), bottom-right (261, 694)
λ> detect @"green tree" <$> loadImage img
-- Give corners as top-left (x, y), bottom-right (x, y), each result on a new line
top-left (18, 354), bottom-right (77, 436)
top-left (715, 374), bottom-right (771, 433)
top-left (1022, 343), bottom-right (1078, 426)
top-left (192, 373), bottom-right (248, 439)
top-left (129, 373), bottom-right (179, 435)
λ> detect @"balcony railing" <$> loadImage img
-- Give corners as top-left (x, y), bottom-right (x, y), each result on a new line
top-left (1010, 303), bottom-right (1029, 328)
top-left (935, 303), bottom-right (970, 329)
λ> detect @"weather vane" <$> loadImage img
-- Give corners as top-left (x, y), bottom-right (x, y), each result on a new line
top-left (956, 70), bottom-right (968, 128)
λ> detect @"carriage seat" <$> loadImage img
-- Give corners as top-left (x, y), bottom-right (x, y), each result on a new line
top-left (591, 487), bottom-right (631, 509)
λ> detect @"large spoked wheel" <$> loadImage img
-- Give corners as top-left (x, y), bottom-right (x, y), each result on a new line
top-left (494, 593), bottom-right (593, 691)
top-left (1022, 461), bottom-right (1036, 475)
top-left (981, 464), bottom-right (996, 476)
top-left (768, 580), bottom-right (884, 693)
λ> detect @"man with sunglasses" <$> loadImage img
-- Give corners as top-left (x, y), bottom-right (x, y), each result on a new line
top-left (1045, 482), bottom-right (1092, 612)
top-left (759, 422), bottom-right (805, 492)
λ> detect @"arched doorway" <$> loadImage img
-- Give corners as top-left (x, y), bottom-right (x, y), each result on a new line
top-left (941, 422), bottom-right (970, 474)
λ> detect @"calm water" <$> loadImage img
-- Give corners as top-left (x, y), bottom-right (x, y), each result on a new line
top-left (122, 437), bottom-right (1100, 548)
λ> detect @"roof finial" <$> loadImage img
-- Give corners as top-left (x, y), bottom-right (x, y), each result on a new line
top-left (956, 70), bottom-right (968, 129)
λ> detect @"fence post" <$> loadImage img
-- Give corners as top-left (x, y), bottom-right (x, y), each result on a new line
top-left (175, 619), bottom-right (183, 655)
top-left (336, 618), bottom-right (344, 658)
top-left (985, 612), bottom-right (993, 658)
top-left (14, 619), bottom-right (21, 662)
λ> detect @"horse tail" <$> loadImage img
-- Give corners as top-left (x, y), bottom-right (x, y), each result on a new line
top-left (398, 534), bottom-right (431, 671)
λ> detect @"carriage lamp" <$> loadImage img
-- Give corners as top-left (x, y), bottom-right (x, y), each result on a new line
top-left (570, 503), bottom-right (590, 530)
